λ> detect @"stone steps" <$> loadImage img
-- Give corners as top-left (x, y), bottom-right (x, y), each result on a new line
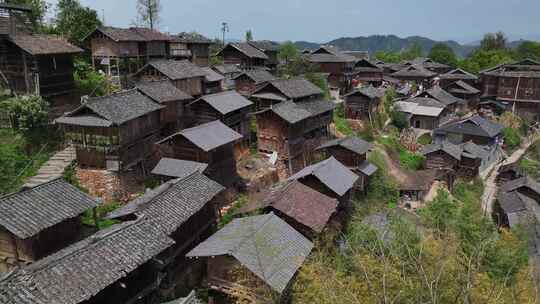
top-left (23, 146), bottom-right (76, 189)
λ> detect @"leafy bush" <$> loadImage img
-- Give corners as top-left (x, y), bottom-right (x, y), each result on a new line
top-left (417, 133), bottom-right (432, 145)
top-left (82, 202), bottom-right (121, 229)
top-left (502, 127), bottom-right (521, 151)
top-left (219, 195), bottom-right (249, 228)
top-left (399, 152), bottom-right (425, 171)
top-left (0, 95), bottom-right (49, 130)
top-left (74, 59), bottom-right (111, 97)
top-left (390, 110), bottom-right (409, 131)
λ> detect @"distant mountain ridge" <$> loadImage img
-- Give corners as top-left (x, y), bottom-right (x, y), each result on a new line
top-left (294, 35), bottom-right (530, 58)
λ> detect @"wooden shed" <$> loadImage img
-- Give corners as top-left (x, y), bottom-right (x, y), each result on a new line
top-left (233, 69), bottom-right (277, 95)
top-left (136, 80), bottom-right (193, 134)
top-left (187, 90), bottom-right (253, 153)
top-left (415, 86), bottom-right (464, 113)
top-left (443, 80), bottom-right (481, 109)
top-left (201, 67), bottom-right (225, 94)
top-left (250, 77), bottom-right (323, 110)
top-left (500, 176), bottom-right (540, 203)
top-left (343, 86), bottom-right (386, 120)
top-left (157, 120), bottom-right (242, 187)
top-left (169, 32), bottom-right (213, 66)
top-left (354, 59), bottom-right (384, 85)
top-left (307, 46), bottom-right (357, 92)
top-left (187, 213), bottom-right (313, 303)
top-left (0, 178), bottom-right (99, 273)
top-left (439, 68), bottom-right (478, 87)
top-left (421, 141), bottom-right (462, 170)
top-left (434, 115), bottom-right (504, 146)
top-left (394, 99), bottom-right (447, 130)
top-left (217, 42), bottom-right (269, 70)
top-left (496, 161), bottom-right (525, 186)
top-left (247, 40), bottom-right (281, 71)
top-left (134, 59), bottom-right (207, 97)
top-left (55, 89), bottom-right (164, 170)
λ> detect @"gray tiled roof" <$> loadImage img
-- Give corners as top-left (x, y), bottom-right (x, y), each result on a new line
top-left (256, 78), bottom-right (323, 99)
top-left (55, 115), bottom-right (112, 127)
top-left (436, 115), bottom-right (504, 138)
top-left (392, 64), bottom-right (437, 78)
top-left (234, 69), bottom-right (277, 84)
top-left (358, 161), bottom-right (378, 176)
top-left (10, 35), bottom-right (83, 55)
top-left (406, 97), bottom-right (446, 108)
top-left (151, 158), bottom-right (208, 179)
top-left (343, 86), bottom-right (386, 99)
top-left (94, 26), bottom-right (147, 41)
top-left (419, 87), bottom-right (463, 107)
top-left (317, 136), bottom-right (373, 155)
top-left (0, 179), bottom-right (100, 239)
top-left (395, 101), bottom-right (445, 117)
top-left (445, 80), bottom-right (481, 95)
top-left (107, 172), bottom-right (224, 235)
top-left (289, 157), bottom-right (359, 197)
top-left (248, 40), bottom-right (281, 52)
top-left (498, 191), bottom-right (540, 228)
top-left (192, 90), bottom-right (253, 115)
top-left (172, 32), bottom-right (212, 44)
top-left (220, 43), bottom-right (268, 59)
top-left (405, 57), bottom-right (450, 70)
top-left (269, 99), bottom-right (335, 124)
top-left (145, 59), bottom-right (207, 80)
top-left (0, 219), bottom-right (174, 304)
top-left (137, 80), bottom-right (193, 103)
top-left (201, 67), bottom-right (225, 83)
top-left (213, 64), bottom-right (242, 75)
top-left (164, 120), bottom-right (243, 152)
top-left (500, 177), bottom-right (540, 198)
top-left (439, 68), bottom-right (478, 80)
top-left (187, 213), bottom-right (313, 293)
top-left (64, 90), bottom-right (164, 126)
top-left (421, 141), bottom-right (463, 160)
top-left (308, 46), bottom-right (357, 63)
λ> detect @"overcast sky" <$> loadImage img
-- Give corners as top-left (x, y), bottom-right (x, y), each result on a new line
top-left (47, 0), bottom-right (540, 44)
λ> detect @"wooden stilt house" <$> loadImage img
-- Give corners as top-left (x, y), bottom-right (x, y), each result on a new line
top-left (217, 43), bottom-right (269, 70)
top-left (343, 86), bottom-right (386, 120)
top-left (233, 69), bottom-right (277, 95)
top-left (169, 32), bottom-right (213, 66)
top-left (250, 77), bottom-right (324, 110)
top-left (439, 68), bottom-right (478, 87)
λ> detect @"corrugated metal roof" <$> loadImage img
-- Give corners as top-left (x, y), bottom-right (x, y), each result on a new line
top-left (187, 213), bottom-right (313, 293)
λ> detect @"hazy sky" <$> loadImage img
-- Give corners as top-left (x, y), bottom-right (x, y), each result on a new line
top-left (47, 0), bottom-right (540, 44)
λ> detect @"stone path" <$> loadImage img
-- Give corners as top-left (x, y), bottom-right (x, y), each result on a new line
top-left (23, 146), bottom-right (76, 189)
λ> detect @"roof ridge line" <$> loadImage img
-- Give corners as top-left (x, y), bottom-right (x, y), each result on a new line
top-left (0, 177), bottom-right (64, 201)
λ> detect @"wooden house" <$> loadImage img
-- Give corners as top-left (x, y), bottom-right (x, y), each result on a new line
top-left (55, 89), bottom-right (163, 170)
top-left (392, 64), bottom-right (437, 87)
top-left (217, 42), bottom-right (269, 70)
top-left (343, 86), bottom-right (386, 120)
top-left (421, 141), bottom-right (462, 170)
top-left (398, 169), bottom-right (438, 202)
top-left (212, 64), bottom-right (242, 89)
top-left (497, 161), bottom-right (525, 186)
top-left (307, 46), bottom-right (357, 92)
top-left (353, 59), bottom-right (384, 86)
top-left (443, 80), bottom-right (481, 108)
top-left (316, 136), bottom-right (377, 192)
top-left (434, 115), bottom-right (504, 146)
top-left (187, 213), bottom-right (313, 303)
top-left (458, 142), bottom-right (502, 178)
top-left (255, 100), bottom-right (335, 174)
top-left (134, 59), bottom-right (206, 97)
top-left (151, 157), bottom-right (208, 182)
top-left (237, 181), bottom-right (339, 239)
top-left (83, 26), bottom-right (171, 79)
top-left (187, 90), bottom-right (253, 152)
top-left (169, 32), bottom-right (213, 66)
top-left (0, 34), bottom-right (82, 106)
top-left (404, 57), bottom-right (452, 75)
top-left (233, 69), bottom-right (277, 95)
top-left (0, 219), bottom-right (175, 304)
top-left (439, 68), bottom-right (478, 87)
top-left (500, 176), bottom-right (540, 203)
top-left (394, 98), bottom-right (447, 130)
top-left (250, 77), bottom-right (323, 110)
top-left (106, 172), bottom-right (225, 296)
top-left (481, 59), bottom-right (540, 121)
top-left (136, 80), bottom-right (193, 133)
top-left (0, 178), bottom-right (99, 273)
top-left (201, 67), bottom-right (224, 94)
top-left (0, 3), bottom-right (32, 36)
top-left (157, 120), bottom-right (242, 187)
top-left (289, 157), bottom-right (359, 206)
top-left (247, 40), bottom-right (281, 71)
top-left (415, 86), bottom-right (464, 113)
top-left (494, 190), bottom-right (539, 229)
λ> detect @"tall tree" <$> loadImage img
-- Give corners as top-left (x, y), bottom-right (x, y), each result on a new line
top-left (278, 41), bottom-right (299, 64)
top-left (480, 31), bottom-right (507, 51)
top-left (515, 41), bottom-right (540, 61)
top-left (10, 0), bottom-right (48, 32)
top-left (401, 42), bottom-right (423, 60)
top-left (428, 43), bottom-right (457, 66)
top-left (245, 29), bottom-right (253, 42)
top-left (136, 0), bottom-right (161, 30)
top-left (55, 0), bottom-right (102, 44)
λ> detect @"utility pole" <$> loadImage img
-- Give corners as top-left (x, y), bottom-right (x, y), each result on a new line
top-left (221, 22), bottom-right (229, 46)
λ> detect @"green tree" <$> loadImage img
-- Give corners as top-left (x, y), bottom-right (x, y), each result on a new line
top-left (374, 50), bottom-right (402, 63)
top-left (245, 29), bottom-right (253, 42)
top-left (0, 95), bottom-right (49, 130)
top-left (401, 42), bottom-right (423, 60)
top-left (458, 49), bottom-right (515, 74)
top-left (73, 59), bottom-right (111, 96)
top-left (55, 0), bottom-right (102, 44)
top-left (480, 31), bottom-right (508, 51)
top-left (136, 0), bottom-right (160, 29)
top-left (278, 41), bottom-right (299, 64)
top-left (428, 43), bottom-right (457, 66)
top-left (11, 0), bottom-right (48, 32)
top-left (390, 110), bottom-right (409, 130)
top-left (515, 41), bottom-right (540, 61)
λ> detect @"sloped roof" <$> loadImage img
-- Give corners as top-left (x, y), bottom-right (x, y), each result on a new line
top-left (398, 169), bottom-right (438, 191)
top-left (317, 136), bottom-right (373, 155)
top-left (241, 181), bottom-right (338, 233)
top-left (163, 120), bottom-right (243, 152)
top-left (59, 90), bottom-right (164, 126)
top-left (213, 64), bottom-right (242, 75)
top-left (143, 59), bottom-right (207, 80)
top-left (254, 78), bottom-right (323, 99)
top-left (395, 101), bottom-right (445, 117)
top-left (358, 161), bottom-right (378, 176)
top-left (187, 213), bottom-right (313, 293)
top-left (233, 69), bottom-right (277, 84)
top-left (201, 67), bottom-right (225, 82)
top-left (130, 27), bottom-right (171, 41)
top-left (405, 57), bottom-right (450, 70)
top-left (151, 158), bottom-right (208, 179)
top-left (248, 40), bottom-right (281, 52)
top-left (498, 190), bottom-right (540, 227)
top-left (106, 173), bottom-right (224, 235)
top-left (9, 34), bottom-right (83, 55)
top-left (499, 161), bottom-right (524, 176)
top-left (392, 64), bottom-right (437, 78)
top-left (91, 26), bottom-right (171, 42)
top-left (0, 3), bottom-right (32, 12)
top-left (480, 59), bottom-right (540, 78)
top-left (192, 90), bottom-right (253, 115)
top-left (0, 178), bottom-right (100, 239)
top-left (444, 80), bottom-right (481, 95)
top-left (219, 42), bottom-right (269, 59)
top-left (172, 32), bottom-right (212, 44)
top-left (309, 46), bottom-right (357, 63)
top-left (267, 99), bottom-right (335, 124)
top-left (136, 80), bottom-right (193, 103)
top-left (500, 177), bottom-right (540, 198)
top-left (419, 87), bottom-right (464, 107)
top-left (289, 157), bottom-right (359, 197)
top-left (0, 219), bottom-right (174, 304)
top-left (406, 97), bottom-right (446, 108)
top-left (162, 291), bottom-right (204, 304)
top-left (421, 141), bottom-right (463, 160)
top-left (436, 115), bottom-right (504, 138)
top-left (344, 85), bottom-right (386, 99)
top-left (439, 68), bottom-right (478, 81)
